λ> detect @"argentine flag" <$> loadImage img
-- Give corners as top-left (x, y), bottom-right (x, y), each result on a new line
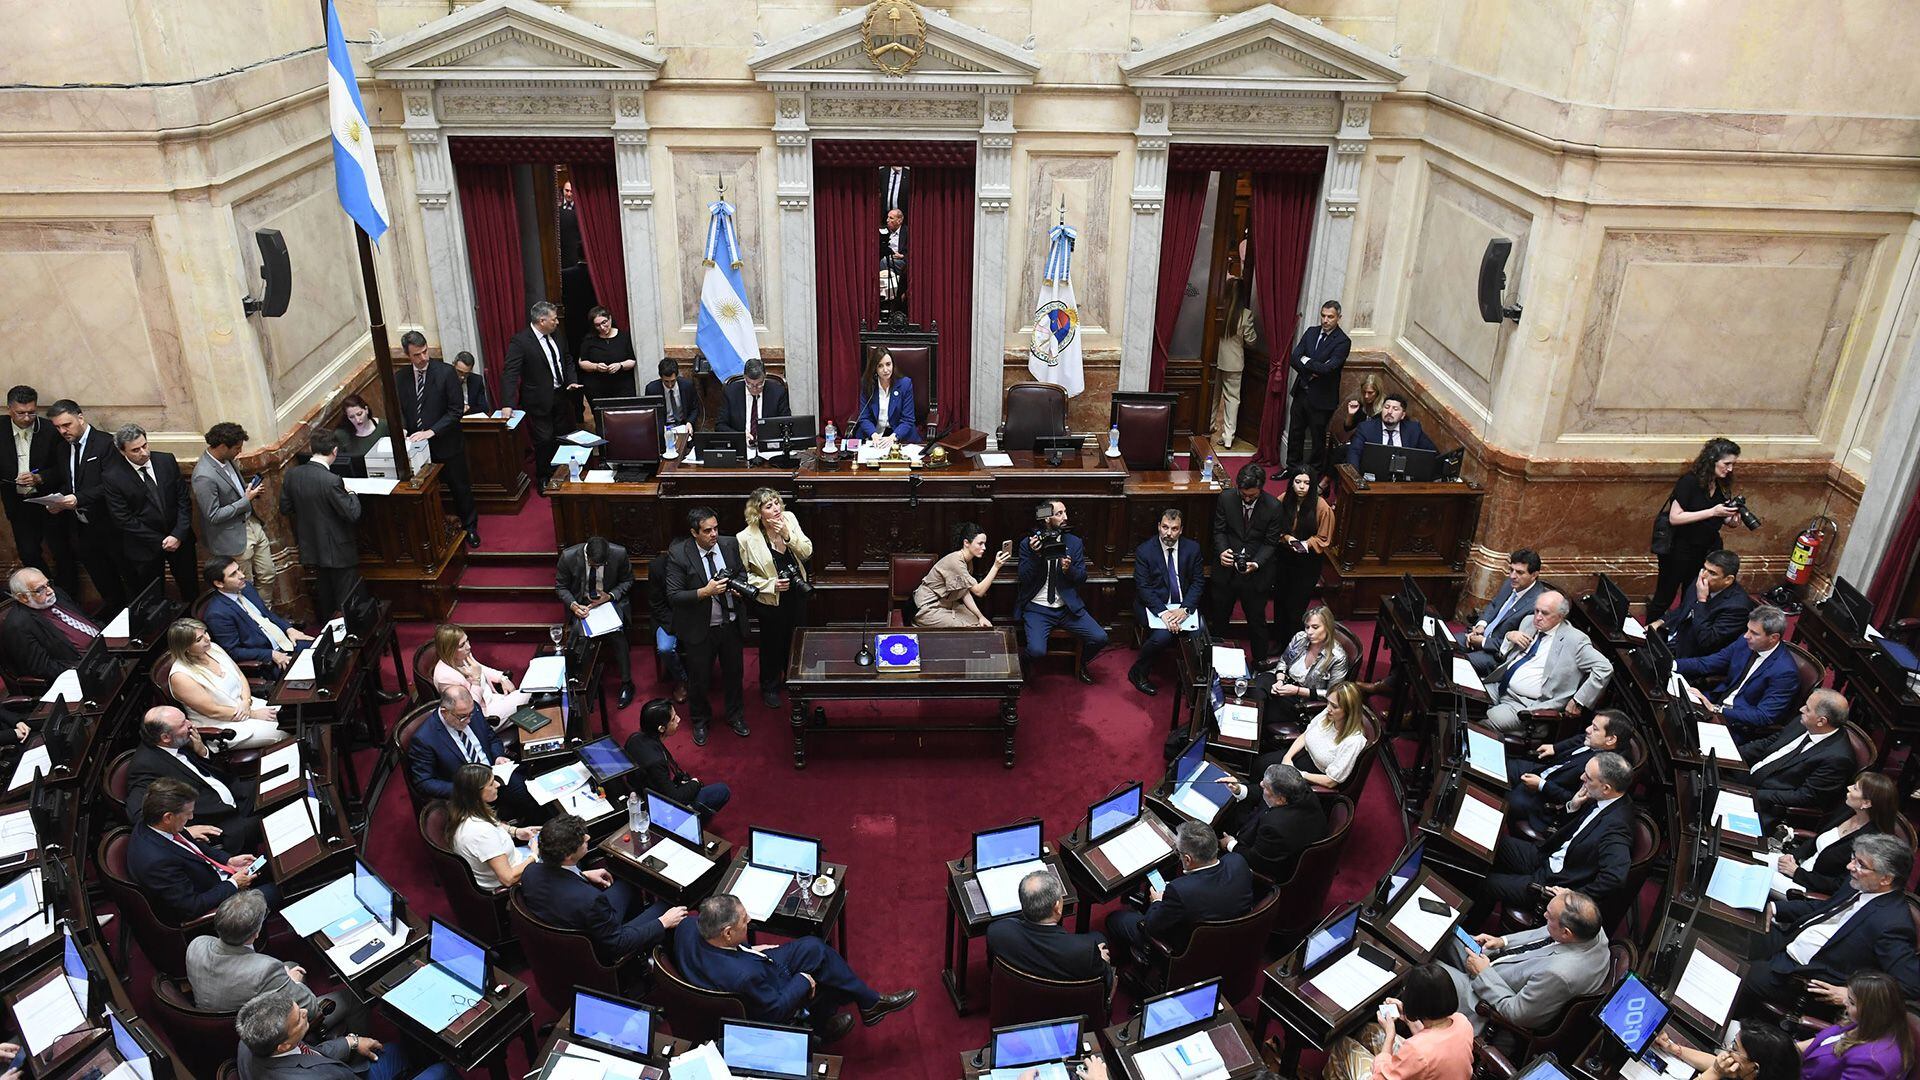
top-left (1028, 222), bottom-right (1084, 396)
top-left (325, 0), bottom-right (389, 242)
top-left (696, 200), bottom-right (759, 382)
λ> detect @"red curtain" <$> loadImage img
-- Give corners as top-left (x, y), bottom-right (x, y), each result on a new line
top-left (904, 166), bottom-right (974, 432)
top-left (1250, 169), bottom-right (1323, 467)
top-left (454, 161), bottom-right (525, 397)
top-left (812, 165), bottom-right (882, 428)
top-left (1148, 170), bottom-right (1210, 392)
top-left (1867, 481), bottom-right (1920, 622)
top-left (570, 162), bottom-right (629, 334)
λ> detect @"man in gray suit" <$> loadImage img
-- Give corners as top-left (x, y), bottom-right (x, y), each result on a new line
top-left (278, 430), bottom-right (362, 619)
top-left (194, 422), bottom-right (276, 590)
top-left (1482, 591), bottom-right (1613, 736)
top-left (235, 988), bottom-right (456, 1080)
top-left (187, 891), bottom-right (359, 1032)
top-left (1456, 549), bottom-right (1545, 676)
top-left (1444, 890), bottom-right (1609, 1042)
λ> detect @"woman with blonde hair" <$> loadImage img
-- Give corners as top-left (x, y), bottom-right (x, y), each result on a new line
top-left (447, 762), bottom-right (538, 890)
top-left (432, 623), bottom-right (529, 722)
top-left (1343, 373), bottom-right (1384, 432)
top-left (1259, 605), bottom-right (1352, 739)
top-left (1271, 679), bottom-right (1369, 789)
top-left (164, 617), bottom-right (283, 749)
top-left (736, 487), bottom-right (812, 708)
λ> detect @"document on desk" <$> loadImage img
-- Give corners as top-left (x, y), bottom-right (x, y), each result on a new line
top-left (976, 453), bottom-right (1014, 468)
top-left (341, 477), bottom-right (400, 496)
top-left (504, 410), bottom-right (526, 430)
top-left (263, 798), bottom-right (317, 856)
top-left (1169, 781), bottom-right (1224, 823)
top-left (987, 1067), bottom-right (1067, 1080)
top-left (1135, 1033), bottom-right (1228, 1080)
top-left (582, 602), bottom-right (624, 638)
top-left (1100, 819), bottom-right (1172, 878)
top-left (1464, 728), bottom-right (1507, 783)
top-left (644, 837), bottom-right (714, 888)
top-left (1450, 656), bottom-right (1482, 689)
top-left (16, 973), bottom-right (85, 1055)
top-left (1215, 703), bottom-right (1258, 742)
top-left (1674, 947), bottom-right (1739, 1028)
top-left (582, 470), bottom-right (616, 484)
top-left (385, 963), bottom-right (480, 1031)
top-left (977, 859), bottom-right (1047, 917)
top-left (39, 669), bottom-right (81, 703)
top-left (102, 608), bottom-right (131, 638)
top-left (546, 1045), bottom-right (649, 1080)
top-left (1210, 646), bottom-right (1248, 679)
top-left (564, 430), bottom-right (607, 447)
top-left (1390, 884), bottom-right (1459, 951)
top-left (1308, 947), bottom-right (1397, 1012)
top-left (732, 864), bottom-right (792, 922)
top-left (561, 787), bottom-right (613, 820)
top-left (1623, 616), bottom-right (1648, 640)
top-left (0, 869), bottom-right (52, 954)
top-left (521, 655), bottom-right (568, 692)
top-left (1695, 722), bottom-right (1742, 765)
top-left (1711, 791), bottom-right (1761, 837)
top-left (8, 745), bottom-right (51, 791)
top-left (325, 921), bottom-right (407, 976)
top-left (1706, 857), bottom-right (1770, 912)
top-left (1453, 794), bottom-right (1504, 852)
top-left (551, 445), bottom-right (593, 466)
top-left (281, 873), bottom-right (356, 935)
top-left (1423, 615), bottom-right (1448, 638)
top-left (255, 743), bottom-right (301, 792)
top-left (284, 646), bottom-right (318, 683)
top-left (0, 809), bottom-right (38, 858)
top-left (491, 760), bottom-right (519, 784)
top-left (528, 763), bottom-right (591, 805)
top-left (667, 1042), bottom-right (737, 1080)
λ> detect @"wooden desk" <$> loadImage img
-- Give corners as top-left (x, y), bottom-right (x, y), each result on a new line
top-left (1360, 866), bottom-right (1472, 964)
top-left (1325, 465), bottom-right (1483, 620)
top-left (1259, 930), bottom-right (1410, 1074)
top-left (367, 943), bottom-right (536, 1080)
top-left (303, 906), bottom-right (430, 998)
top-left (530, 1008), bottom-right (690, 1080)
top-left (1413, 772), bottom-right (1505, 883)
top-left (100, 599), bottom-right (182, 657)
top-left (1795, 599), bottom-right (1920, 736)
top-left (1104, 1009), bottom-right (1263, 1080)
top-left (940, 849), bottom-right (1078, 1014)
top-left (6, 959), bottom-right (109, 1077)
top-left (715, 855), bottom-right (850, 955)
top-left (351, 463), bottom-right (466, 622)
top-left (960, 1042), bottom-right (1105, 1080)
top-left (460, 412), bottom-right (532, 514)
top-left (1058, 813), bottom-right (1180, 935)
top-left (598, 826), bottom-right (733, 905)
top-left (785, 628), bottom-right (1024, 769)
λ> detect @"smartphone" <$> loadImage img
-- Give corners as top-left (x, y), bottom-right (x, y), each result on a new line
top-left (1417, 897), bottom-right (1450, 917)
top-left (1453, 926), bottom-right (1484, 954)
top-left (348, 938), bottom-right (386, 964)
top-left (1146, 869), bottom-right (1167, 892)
top-left (999, 539), bottom-right (1014, 557)
top-left (246, 474), bottom-right (264, 489)
top-left (245, 855), bottom-right (268, 876)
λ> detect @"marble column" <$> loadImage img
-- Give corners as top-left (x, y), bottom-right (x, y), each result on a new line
top-left (1837, 309), bottom-right (1920, 587)
top-left (1301, 96), bottom-right (1376, 338)
top-left (400, 83), bottom-right (477, 363)
top-left (972, 90), bottom-right (1016, 439)
top-left (1118, 95), bottom-right (1171, 393)
top-left (612, 90), bottom-right (664, 369)
top-left (772, 90), bottom-right (817, 417)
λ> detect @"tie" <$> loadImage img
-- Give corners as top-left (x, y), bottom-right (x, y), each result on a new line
top-left (456, 725), bottom-right (485, 765)
top-left (171, 833), bottom-right (231, 873)
top-left (1755, 734), bottom-right (1810, 776)
top-left (178, 749), bottom-right (237, 806)
top-left (413, 368), bottom-right (427, 424)
top-left (50, 606), bottom-right (98, 638)
top-left (706, 549), bottom-right (729, 621)
top-left (235, 594), bottom-right (293, 651)
top-left (542, 335), bottom-right (562, 386)
top-left (1166, 546), bottom-right (1181, 606)
top-left (70, 438), bottom-right (89, 523)
top-left (1498, 633), bottom-right (1545, 694)
top-left (667, 384), bottom-right (680, 422)
top-left (460, 379), bottom-right (469, 413)
top-left (140, 464), bottom-right (160, 506)
top-left (1488, 589), bottom-right (1521, 633)
top-left (1385, 426), bottom-right (1400, 448)
top-left (1495, 937), bottom-right (1554, 962)
top-left (1243, 501), bottom-right (1254, 526)
top-left (748, 393), bottom-right (760, 446)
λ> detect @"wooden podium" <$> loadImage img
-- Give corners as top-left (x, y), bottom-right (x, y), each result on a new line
top-left (459, 412), bottom-right (530, 514)
top-left (357, 463), bottom-right (466, 621)
top-left (1323, 464), bottom-right (1483, 620)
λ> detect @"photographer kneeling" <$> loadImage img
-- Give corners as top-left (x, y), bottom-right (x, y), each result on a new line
top-left (1017, 499), bottom-right (1108, 683)
top-left (737, 487), bottom-right (812, 710)
top-left (664, 505), bottom-right (755, 746)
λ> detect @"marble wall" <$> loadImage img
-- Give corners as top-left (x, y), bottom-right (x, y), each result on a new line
top-left (665, 149), bottom-right (770, 330)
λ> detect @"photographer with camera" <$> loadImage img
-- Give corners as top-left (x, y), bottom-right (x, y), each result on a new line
top-left (737, 487), bottom-right (812, 710)
top-left (664, 506), bottom-right (753, 745)
top-left (1652, 437), bottom-right (1752, 619)
top-left (1209, 463), bottom-right (1284, 664)
top-left (1017, 500), bottom-right (1108, 683)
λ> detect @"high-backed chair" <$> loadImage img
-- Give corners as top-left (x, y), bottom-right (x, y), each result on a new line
top-left (987, 956), bottom-right (1107, 1028)
top-left (149, 976), bottom-right (239, 1079)
top-left (410, 640), bottom-right (440, 702)
top-left (506, 891), bottom-right (624, 1001)
top-left (648, 948), bottom-right (749, 1045)
top-left (97, 827), bottom-right (212, 975)
top-left (1784, 641), bottom-right (1825, 712)
top-left (997, 384), bottom-right (1068, 452)
top-left (602, 405), bottom-right (667, 464)
top-left (1478, 941), bottom-right (1635, 1064)
top-left (859, 320), bottom-right (940, 437)
top-left (420, 802), bottom-right (512, 945)
top-left (392, 702), bottom-right (440, 820)
top-left (1272, 795), bottom-right (1355, 944)
top-left (0, 600), bottom-right (52, 697)
top-left (1149, 888), bottom-right (1285, 1006)
top-left (889, 554), bottom-right (938, 628)
top-left (1109, 392), bottom-right (1178, 470)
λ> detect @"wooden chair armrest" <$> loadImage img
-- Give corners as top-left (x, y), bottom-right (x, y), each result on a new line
top-left (1474, 1001), bottom-right (1530, 1039)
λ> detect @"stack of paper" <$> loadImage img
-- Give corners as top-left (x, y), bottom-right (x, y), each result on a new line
top-left (1169, 782), bottom-right (1222, 823)
top-left (1674, 948), bottom-right (1738, 1028)
top-left (341, 477), bottom-right (400, 496)
top-left (384, 962), bottom-right (479, 1029)
top-left (1450, 656), bottom-right (1482, 688)
top-left (732, 864), bottom-right (792, 921)
top-left (255, 743), bottom-right (301, 791)
top-left (16, 971), bottom-right (84, 1054)
top-left (582, 470), bottom-right (616, 484)
top-left (1389, 885), bottom-right (1459, 950)
top-left (1705, 857), bottom-right (1769, 911)
top-left (644, 837), bottom-right (713, 888)
top-left (1137, 1032), bottom-right (1228, 1080)
top-left (1463, 728), bottom-right (1507, 782)
top-left (551, 445), bottom-right (593, 466)
top-left (528, 763), bottom-right (592, 805)
top-left (583, 603), bottom-right (624, 638)
top-left (977, 859), bottom-right (1046, 916)
top-left (561, 788), bottom-right (613, 820)
top-left (1210, 646), bottom-right (1248, 680)
top-left (977, 452), bottom-right (1014, 468)
top-left (0, 809), bottom-right (38, 858)
top-left (1695, 722), bottom-right (1741, 764)
top-left (8, 745), bottom-right (51, 791)
top-left (1100, 819), bottom-right (1171, 877)
top-left (280, 874), bottom-right (358, 935)
top-left (564, 431), bottom-right (605, 447)
top-left (284, 647), bottom-right (319, 683)
top-left (1307, 948), bottom-right (1396, 1011)
top-left (1711, 791), bottom-right (1761, 837)
top-left (668, 1042), bottom-right (736, 1080)
top-left (522, 655), bottom-right (568, 692)
top-left (1623, 616), bottom-right (1648, 640)
top-left (263, 799), bottom-right (318, 856)
top-left (1215, 703), bottom-right (1258, 742)
top-left (1453, 795), bottom-right (1504, 851)
top-left (39, 669), bottom-right (81, 703)
top-left (325, 922), bottom-right (407, 976)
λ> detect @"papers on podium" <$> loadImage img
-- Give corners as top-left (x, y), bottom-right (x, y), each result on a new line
top-left (1453, 794), bottom-right (1504, 852)
top-left (264, 799), bottom-right (318, 857)
top-left (284, 644), bottom-right (319, 683)
top-left (1215, 703), bottom-right (1258, 742)
top-left (341, 477), bottom-right (399, 496)
top-left (564, 430), bottom-right (607, 447)
top-left (528, 763), bottom-right (591, 806)
top-left (0, 811), bottom-right (38, 859)
top-left (384, 963), bottom-right (479, 1030)
top-left (668, 1042), bottom-right (736, 1080)
top-left (976, 452), bottom-right (1014, 468)
top-left (987, 1066), bottom-right (1067, 1080)
top-left (254, 743), bottom-right (301, 793)
top-left (521, 655), bottom-right (568, 693)
top-left (0, 869), bottom-right (53, 953)
top-left (1099, 819), bottom-right (1171, 878)
top-left (1450, 656), bottom-right (1482, 688)
top-left (102, 608), bottom-right (131, 638)
top-left (1389, 884), bottom-right (1460, 951)
top-left (16, 968), bottom-right (85, 1055)
top-left (8, 745), bottom-right (51, 792)
top-left (39, 669), bottom-right (81, 704)
top-left (1135, 1032), bottom-right (1228, 1080)
top-left (1711, 791), bottom-right (1762, 837)
top-left (732, 863), bottom-right (791, 922)
top-left (1674, 947), bottom-right (1739, 1030)
top-left (1307, 946), bottom-right (1396, 1012)
top-left (1623, 616), bottom-right (1648, 640)
top-left (1696, 722), bottom-right (1742, 765)
top-left (1463, 728), bottom-right (1507, 784)
top-left (644, 836), bottom-right (713, 888)
top-left (551, 445), bottom-right (592, 466)
top-left (582, 470), bottom-right (616, 484)
top-left (977, 859), bottom-right (1046, 917)
top-left (1705, 857), bottom-right (1770, 911)
top-left (1210, 646), bottom-right (1247, 680)
top-left (281, 874), bottom-right (358, 936)
top-left (548, 1044), bottom-right (652, 1080)
top-left (582, 603), bottom-right (623, 639)
top-left (325, 921), bottom-right (408, 976)
top-left (1169, 781), bottom-right (1223, 824)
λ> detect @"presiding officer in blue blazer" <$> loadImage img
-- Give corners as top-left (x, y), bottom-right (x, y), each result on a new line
top-left (671, 893), bottom-right (917, 1043)
top-left (1128, 508), bottom-right (1204, 697)
top-left (201, 557), bottom-right (312, 672)
top-left (1017, 499), bottom-right (1109, 682)
top-left (127, 777), bottom-right (278, 924)
top-left (850, 350), bottom-right (920, 445)
top-left (1346, 393), bottom-right (1437, 471)
top-left (407, 684), bottom-right (543, 822)
top-left (1676, 603), bottom-right (1798, 744)
top-left (517, 814), bottom-right (687, 966)
top-left (1737, 832), bottom-right (1920, 1011)
top-left (1105, 821), bottom-right (1256, 960)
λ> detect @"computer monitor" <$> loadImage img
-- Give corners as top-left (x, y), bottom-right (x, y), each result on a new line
top-left (720, 1019), bottom-right (812, 1079)
top-left (1640, 631), bottom-right (1675, 692)
top-left (748, 828), bottom-right (820, 877)
top-left (1087, 784), bottom-right (1142, 844)
top-left (1174, 734), bottom-right (1207, 784)
top-left (1435, 447), bottom-right (1465, 481)
top-left (1399, 573), bottom-right (1428, 632)
top-left (1513, 1057), bottom-right (1574, 1080)
top-left (75, 637), bottom-right (115, 702)
top-left (1593, 574), bottom-right (1630, 634)
top-left (342, 580), bottom-right (379, 641)
top-left (571, 989), bottom-right (656, 1058)
top-left (692, 431), bottom-right (748, 466)
top-left (990, 1017), bottom-right (1082, 1068)
top-left (577, 737), bottom-right (636, 784)
top-left (646, 791), bottom-right (702, 845)
top-left (1386, 838), bottom-right (1425, 903)
top-left (1359, 440), bottom-right (1439, 482)
top-left (1141, 978), bottom-right (1222, 1041)
top-left (1033, 433), bottom-right (1082, 462)
top-left (354, 860), bottom-right (402, 935)
top-left (124, 577), bottom-right (169, 643)
top-left (63, 926), bottom-right (94, 1012)
top-left (41, 698), bottom-right (76, 765)
top-left (428, 918), bottom-right (489, 994)
top-left (973, 821), bottom-right (1042, 872)
top-left (1828, 576), bottom-right (1873, 636)
top-left (1301, 906), bottom-right (1359, 974)
top-left (756, 414), bottom-right (817, 458)
top-left (1598, 973), bottom-right (1669, 1056)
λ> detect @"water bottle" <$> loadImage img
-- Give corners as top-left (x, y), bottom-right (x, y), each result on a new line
top-left (823, 421), bottom-right (839, 453)
top-left (628, 794), bottom-right (649, 837)
top-left (567, 458), bottom-right (582, 483)
top-left (1107, 424), bottom-right (1121, 456)
top-left (1200, 455), bottom-right (1214, 485)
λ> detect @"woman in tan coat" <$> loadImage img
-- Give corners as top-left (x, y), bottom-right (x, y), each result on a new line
top-left (913, 521), bottom-right (1011, 628)
top-left (737, 487), bottom-right (813, 707)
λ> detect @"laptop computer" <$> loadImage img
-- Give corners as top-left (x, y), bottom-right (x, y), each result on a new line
top-left (1300, 906), bottom-right (1359, 975)
top-left (720, 1019), bottom-right (812, 1079)
top-left (991, 1016), bottom-right (1082, 1072)
top-left (1140, 978), bottom-right (1222, 1041)
top-left (570, 988), bottom-right (658, 1060)
top-left (1598, 972), bottom-right (1669, 1057)
top-left (646, 791), bottom-right (703, 846)
top-left (1087, 783), bottom-right (1141, 844)
top-left (1165, 736), bottom-right (1231, 823)
top-left (576, 737), bottom-right (636, 784)
top-left (972, 820), bottom-right (1046, 917)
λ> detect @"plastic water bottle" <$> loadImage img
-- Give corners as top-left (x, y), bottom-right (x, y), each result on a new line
top-left (823, 421), bottom-right (838, 453)
top-left (628, 794), bottom-right (649, 837)
top-left (1200, 455), bottom-right (1214, 485)
top-left (1108, 424), bottom-right (1121, 456)
top-left (567, 458), bottom-right (582, 483)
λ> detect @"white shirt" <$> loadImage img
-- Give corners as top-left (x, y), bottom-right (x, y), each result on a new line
top-left (1751, 727), bottom-right (1834, 774)
top-left (1504, 625), bottom-right (1559, 701)
top-left (12, 423), bottom-right (33, 494)
top-left (1786, 890), bottom-right (1879, 965)
top-left (876, 381), bottom-right (891, 430)
top-left (1029, 545), bottom-right (1064, 610)
top-left (1381, 424), bottom-right (1401, 447)
top-left (173, 747), bottom-right (237, 807)
top-left (1547, 794), bottom-right (1618, 874)
top-left (1721, 644), bottom-right (1779, 706)
top-left (453, 817), bottom-right (515, 890)
top-left (1301, 709), bottom-right (1367, 784)
top-left (225, 588), bottom-right (293, 651)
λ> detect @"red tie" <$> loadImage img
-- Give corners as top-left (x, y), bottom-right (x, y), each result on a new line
top-left (172, 832), bottom-right (230, 873)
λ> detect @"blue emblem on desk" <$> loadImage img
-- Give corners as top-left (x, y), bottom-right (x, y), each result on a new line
top-left (874, 633), bottom-right (920, 671)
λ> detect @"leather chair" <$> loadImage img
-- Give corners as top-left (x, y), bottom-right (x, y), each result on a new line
top-left (1784, 641), bottom-right (1825, 713)
top-left (97, 827), bottom-right (214, 976)
top-left (987, 955), bottom-right (1108, 1028)
top-left (997, 383), bottom-right (1068, 452)
top-left (149, 975), bottom-right (239, 1080)
top-left (1472, 1038), bottom-right (1518, 1080)
top-left (648, 947), bottom-right (749, 1046)
top-left (1272, 795), bottom-right (1355, 945)
top-left (215, 1064), bottom-right (239, 1080)
top-left (392, 702), bottom-right (440, 820)
top-left (602, 405), bottom-right (666, 464)
top-left (506, 891), bottom-right (624, 1002)
top-left (889, 554), bottom-right (938, 628)
top-left (410, 640), bottom-right (440, 703)
top-left (420, 802), bottom-right (512, 945)
top-left (1110, 392), bottom-right (1178, 470)
top-left (858, 320), bottom-right (940, 436)
top-left (106, 748), bottom-right (135, 805)
top-left (1145, 888), bottom-right (1283, 1005)
top-left (0, 599), bottom-right (52, 697)
top-left (1478, 941), bottom-right (1636, 1064)
top-left (1779, 720), bottom-right (1878, 832)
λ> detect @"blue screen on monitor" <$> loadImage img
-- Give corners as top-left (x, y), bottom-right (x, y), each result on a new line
top-left (993, 1018), bottom-right (1080, 1067)
top-left (1143, 981), bottom-right (1220, 1040)
top-left (1516, 1061), bottom-right (1572, 1080)
top-left (1599, 974), bottom-right (1668, 1055)
top-left (354, 861), bottom-right (394, 929)
top-left (574, 991), bottom-right (651, 1055)
top-left (109, 1013), bottom-right (144, 1065)
top-left (721, 1021), bottom-right (810, 1078)
top-left (648, 793), bottom-right (701, 844)
top-left (1387, 840), bottom-right (1424, 902)
top-left (1175, 735), bottom-right (1207, 782)
top-left (750, 830), bottom-right (819, 876)
top-left (1089, 785), bottom-right (1140, 842)
top-left (429, 919), bottom-right (486, 991)
top-left (1303, 909), bottom-right (1358, 971)
top-left (579, 738), bottom-right (632, 780)
top-left (63, 928), bottom-right (86, 986)
top-left (975, 822), bottom-right (1042, 871)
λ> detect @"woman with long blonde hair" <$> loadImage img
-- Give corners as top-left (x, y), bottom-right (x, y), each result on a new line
top-left (164, 617), bottom-right (283, 749)
top-left (432, 623), bottom-right (529, 722)
top-left (736, 487), bottom-right (812, 708)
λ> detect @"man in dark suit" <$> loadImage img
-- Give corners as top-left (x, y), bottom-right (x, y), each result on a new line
top-left (557, 536), bottom-right (635, 707)
top-left (878, 207), bottom-right (907, 316)
top-left (1210, 463), bottom-right (1283, 664)
top-left (1738, 833), bottom-right (1920, 1010)
top-left (663, 506), bottom-right (748, 745)
top-left (644, 357), bottom-right (701, 430)
top-left (503, 300), bottom-right (582, 496)
top-left (1106, 821), bottom-right (1257, 957)
top-left (395, 331), bottom-right (479, 548)
top-left (1218, 763), bottom-right (1329, 884)
top-left (126, 778), bottom-right (275, 924)
top-left (1129, 508), bottom-right (1205, 697)
top-left (45, 399), bottom-right (127, 612)
top-left (986, 870), bottom-right (1111, 988)
top-left (1505, 710), bottom-right (1636, 835)
top-left (2, 567), bottom-right (100, 680)
top-left (1484, 752), bottom-right (1633, 920)
top-left (278, 431), bottom-right (362, 619)
top-left (1457, 549), bottom-right (1545, 676)
top-left (1346, 393), bottom-right (1438, 472)
top-left (235, 988), bottom-right (456, 1080)
top-left (407, 684), bottom-right (539, 822)
top-left (1649, 550), bottom-right (1754, 660)
top-left (2, 386), bottom-right (59, 575)
top-left (451, 351), bottom-right (492, 416)
top-left (1744, 690), bottom-right (1855, 830)
top-left (203, 558), bottom-right (312, 672)
top-left (671, 893), bottom-right (916, 1042)
top-left (1286, 300), bottom-right (1350, 470)
top-left (100, 424), bottom-right (196, 599)
top-left (1017, 499), bottom-right (1109, 683)
top-left (1676, 604), bottom-right (1799, 743)
top-left (517, 814), bottom-right (687, 966)
top-left (715, 359), bottom-right (792, 452)
top-left (127, 706), bottom-right (261, 852)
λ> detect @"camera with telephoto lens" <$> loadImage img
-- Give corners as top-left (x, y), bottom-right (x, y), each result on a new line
top-left (711, 569), bottom-right (758, 602)
top-left (1725, 496), bottom-right (1761, 531)
top-left (1034, 526), bottom-right (1068, 560)
top-left (779, 569), bottom-right (814, 597)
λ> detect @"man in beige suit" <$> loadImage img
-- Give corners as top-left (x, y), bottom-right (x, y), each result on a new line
top-left (1214, 239), bottom-right (1256, 448)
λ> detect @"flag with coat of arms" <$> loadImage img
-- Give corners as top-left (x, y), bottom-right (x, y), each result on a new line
top-left (696, 199), bottom-right (760, 382)
top-left (324, 0), bottom-right (388, 242)
top-left (1028, 221), bottom-right (1084, 396)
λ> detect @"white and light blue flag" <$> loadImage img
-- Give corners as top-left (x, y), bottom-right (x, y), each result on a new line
top-left (696, 200), bottom-right (759, 382)
top-left (1028, 222), bottom-right (1084, 397)
top-left (325, 0), bottom-right (389, 242)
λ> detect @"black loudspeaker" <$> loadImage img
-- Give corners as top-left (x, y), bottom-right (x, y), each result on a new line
top-left (1477, 237), bottom-right (1519, 323)
top-left (249, 228), bottom-right (291, 318)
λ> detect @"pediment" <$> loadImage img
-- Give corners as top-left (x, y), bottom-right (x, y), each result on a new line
top-left (750, 4), bottom-right (1037, 87)
top-left (1122, 3), bottom-right (1404, 94)
top-left (370, 0), bottom-right (663, 82)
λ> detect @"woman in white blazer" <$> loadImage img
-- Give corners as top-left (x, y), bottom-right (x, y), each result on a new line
top-left (736, 487), bottom-right (813, 709)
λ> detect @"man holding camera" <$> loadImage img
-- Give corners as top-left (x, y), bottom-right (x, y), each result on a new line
top-left (663, 506), bottom-right (750, 745)
top-left (1016, 500), bottom-right (1108, 683)
top-left (1209, 463), bottom-right (1283, 664)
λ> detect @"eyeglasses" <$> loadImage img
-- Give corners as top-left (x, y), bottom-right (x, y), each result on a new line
top-left (27, 584), bottom-right (53, 597)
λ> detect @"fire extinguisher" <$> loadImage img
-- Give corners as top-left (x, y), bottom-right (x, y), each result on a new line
top-left (1768, 514), bottom-right (1839, 613)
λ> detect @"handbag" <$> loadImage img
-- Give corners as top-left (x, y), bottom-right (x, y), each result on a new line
top-left (1649, 499), bottom-right (1675, 556)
